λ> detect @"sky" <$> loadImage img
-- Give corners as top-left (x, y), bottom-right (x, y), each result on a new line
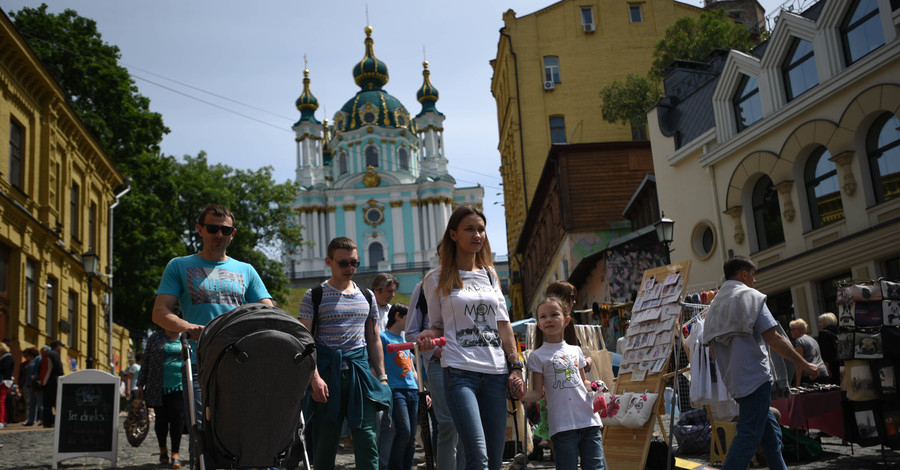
top-left (1, 0), bottom-right (790, 258)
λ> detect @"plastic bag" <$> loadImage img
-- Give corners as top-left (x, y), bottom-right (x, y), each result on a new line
top-left (124, 398), bottom-right (150, 447)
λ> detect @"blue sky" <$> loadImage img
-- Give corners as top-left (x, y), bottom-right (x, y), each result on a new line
top-left (1, 0), bottom-right (788, 257)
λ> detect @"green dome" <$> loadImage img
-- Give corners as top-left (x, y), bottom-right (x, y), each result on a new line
top-left (336, 89), bottom-right (414, 133)
top-left (352, 26), bottom-right (389, 90)
top-left (295, 68), bottom-right (320, 125)
top-left (416, 61), bottom-right (442, 117)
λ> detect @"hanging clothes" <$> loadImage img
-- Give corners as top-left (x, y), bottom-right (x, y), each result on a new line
top-left (685, 317), bottom-right (738, 421)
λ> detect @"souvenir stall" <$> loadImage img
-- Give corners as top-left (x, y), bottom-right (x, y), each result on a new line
top-left (834, 279), bottom-right (900, 449)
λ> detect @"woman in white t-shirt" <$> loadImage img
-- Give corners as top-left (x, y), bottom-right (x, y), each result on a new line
top-left (417, 205), bottom-right (524, 470)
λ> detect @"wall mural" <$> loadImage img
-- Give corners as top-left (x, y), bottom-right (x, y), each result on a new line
top-left (605, 246), bottom-right (667, 303)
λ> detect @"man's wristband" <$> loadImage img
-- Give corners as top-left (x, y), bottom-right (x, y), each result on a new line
top-left (378, 374), bottom-right (388, 382)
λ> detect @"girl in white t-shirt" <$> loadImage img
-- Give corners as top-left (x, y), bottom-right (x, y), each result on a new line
top-left (417, 205), bottom-right (524, 470)
top-left (516, 296), bottom-right (606, 470)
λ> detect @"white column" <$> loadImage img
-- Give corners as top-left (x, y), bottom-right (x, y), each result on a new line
top-left (424, 200), bottom-right (434, 251)
top-left (429, 200), bottom-right (440, 249)
top-left (299, 210), bottom-right (309, 257)
top-left (311, 209), bottom-right (321, 259)
top-left (411, 202), bottom-right (421, 256)
top-left (391, 202), bottom-right (405, 254)
top-left (318, 209), bottom-right (327, 258)
top-left (344, 206), bottom-right (357, 242)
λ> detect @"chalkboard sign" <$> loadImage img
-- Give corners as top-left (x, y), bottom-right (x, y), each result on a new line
top-left (53, 370), bottom-right (120, 469)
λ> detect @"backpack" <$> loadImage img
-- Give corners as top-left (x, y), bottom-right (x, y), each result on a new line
top-left (309, 283), bottom-right (374, 337)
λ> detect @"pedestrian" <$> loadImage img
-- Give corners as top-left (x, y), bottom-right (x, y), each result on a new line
top-left (124, 352), bottom-right (143, 410)
top-left (298, 236), bottom-right (391, 470)
top-left (20, 348), bottom-right (40, 426)
top-left (0, 341), bottom-right (13, 428)
top-left (816, 313), bottom-right (840, 385)
top-left (405, 273), bottom-right (465, 470)
top-left (416, 205), bottom-right (524, 470)
top-left (41, 341), bottom-right (65, 428)
top-left (372, 273), bottom-right (399, 333)
top-left (379, 303), bottom-right (422, 470)
top-left (138, 327), bottom-right (185, 469)
top-left (516, 296), bottom-right (607, 470)
top-left (789, 318), bottom-right (829, 386)
top-left (152, 203), bottom-right (274, 468)
top-left (702, 256), bottom-right (819, 470)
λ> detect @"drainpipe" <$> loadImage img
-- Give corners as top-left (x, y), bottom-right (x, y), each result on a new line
top-left (107, 177), bottom-right (132, 373)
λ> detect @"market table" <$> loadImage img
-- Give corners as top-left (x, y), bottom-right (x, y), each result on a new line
top-left (770, 390), bottom-right (844, 440)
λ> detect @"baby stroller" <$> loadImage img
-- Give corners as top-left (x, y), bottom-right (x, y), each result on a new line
top-left (187, 303), bottom-right (316, 469)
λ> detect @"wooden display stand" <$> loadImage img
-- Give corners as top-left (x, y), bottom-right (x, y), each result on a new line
top-left (603, 260), bottom-right (690, 470)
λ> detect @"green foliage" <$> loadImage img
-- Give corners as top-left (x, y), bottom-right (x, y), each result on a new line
top-left (11, 5), bottom-right (303, 334)
top-left (598, 74), bottom-right (662, 128)
top-left (649, 9), bottom-right (755, 79)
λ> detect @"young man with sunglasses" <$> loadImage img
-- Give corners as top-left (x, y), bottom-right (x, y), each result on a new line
top-left (298, 237), bottom-right (391, 470)
top-left (152, 203), bottom-right (273, 467)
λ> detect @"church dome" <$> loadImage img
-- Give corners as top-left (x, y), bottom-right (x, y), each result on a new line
top-left (353, 26), bottom-right (389, 90)
top-left (294, 68), bottom-right (319, 125)
top-left (416, 61), bottom-right (442, 117)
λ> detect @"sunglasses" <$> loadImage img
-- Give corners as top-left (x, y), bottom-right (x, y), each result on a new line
top-left (333, 259), bottom-right (360, 268)
top-left (202, 224), bottom-right (235, 236)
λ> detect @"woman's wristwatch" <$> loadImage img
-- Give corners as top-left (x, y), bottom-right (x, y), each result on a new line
top-left (509, 360), bottom-right (525, 373)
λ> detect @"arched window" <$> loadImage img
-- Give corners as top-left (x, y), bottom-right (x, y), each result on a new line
top-left (804, 147), bottom-right (844, 228)
top-left (398, 147), bottom-right (409, 171)
top-left (365, 146), bottom-right (379, 168)
top-left (782, 38), bottom-right (817, 101)
top-left (339, 152), bottom-right (348, 175)
top-left (733, 74), bottom-right (763, 132)
top-left (752, 175), bottom-right (785, 250)
top-left (867, 113), bottom-right (900, 203)
top-left (368, 242), bottom-right (384, 267)
top-left (841, 0), bottom-right (884, 65)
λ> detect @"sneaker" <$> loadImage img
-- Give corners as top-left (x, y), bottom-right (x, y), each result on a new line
top-left (23, 422), bottom-right (34, 427)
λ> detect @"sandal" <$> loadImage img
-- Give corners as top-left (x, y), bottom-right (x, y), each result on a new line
top-left (160, 454), bottom-right (170, 465)
top-left (171, 459), bottom-right (181, 469)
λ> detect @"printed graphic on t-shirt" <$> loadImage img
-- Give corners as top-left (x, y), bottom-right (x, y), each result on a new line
top-left (187, 267), bottom-right (244, 306)
top-left (394, 350), bottom-right (413, 378)
top-left (456, 284), bottom-right (502, 348)
top-left (550, 352), bottom-right (581, 390)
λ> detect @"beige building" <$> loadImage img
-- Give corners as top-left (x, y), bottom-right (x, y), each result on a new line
top-left (647, 0), bottom-right (900, 329)
top-left (1, 10), bottom-right (130, 373)
top-left (491, 0), bottom-right (704, 318)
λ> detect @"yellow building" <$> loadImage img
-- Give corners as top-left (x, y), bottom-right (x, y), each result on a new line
top-left (647, 0), bottom-right (900, 330)
top-left (0, 10), bottom-right (130, 373)
top-left (490, 0), bottom-right (704, 317)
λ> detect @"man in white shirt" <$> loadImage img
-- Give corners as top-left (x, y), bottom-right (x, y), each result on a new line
top-left (372, 273), bottom-right (398, 333)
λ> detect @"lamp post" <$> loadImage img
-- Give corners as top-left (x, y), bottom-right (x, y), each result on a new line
top-left (82, 248), bottom-right (99, 369)
top-left (654, 212), bottom-right (675, 265)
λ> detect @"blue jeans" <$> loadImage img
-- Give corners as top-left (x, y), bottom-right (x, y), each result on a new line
top-left (386, 389), bottom-right (419, 470)
top-left (377, 409), bottom-right (394, 469)
top-left (427, 360), bottom-right (464, 470)
top-left (552, 426), bottom-right (607, 470)
top-left (723, 381), bottom-right (787, 470)
top-left (444, 367), bottom-right (508, 470)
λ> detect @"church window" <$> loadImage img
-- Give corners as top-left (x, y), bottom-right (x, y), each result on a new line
top-left (752, 175), bottom-right (785, 250)
top-left (804, 147), bottom-right (843, 228)
top-left (549, 116), bottom-right (566, 144)
top-left (841, 0), bottom-right (884, 65)
top-left (543, 57), bottom-right (561, 84)
top-left (782, 38), bottom-right (817, 102)
top-left (733, 74), bottom-right (762, 132)
top-left (368, 242), bottom-right (385, 267)
top-left (339, 152), bottom-right (348, 175)
top-left (867, 113), bottom-right (900, 203)
top-left (366, 146), bottom-right (379, 168)
top-left (399, 147), bottom-right (409, 171)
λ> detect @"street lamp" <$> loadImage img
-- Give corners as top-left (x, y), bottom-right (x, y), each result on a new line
top-left (655, 211), bottom-right (675, 265)
top-left (82, 248), bottom-right (99, 369)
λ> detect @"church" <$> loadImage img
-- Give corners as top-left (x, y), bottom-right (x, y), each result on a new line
top-left (283, 26), bottom-right (484, 288)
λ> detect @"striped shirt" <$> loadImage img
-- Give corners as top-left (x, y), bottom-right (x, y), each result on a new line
top-left (298, 281), bottom-right (377, 353)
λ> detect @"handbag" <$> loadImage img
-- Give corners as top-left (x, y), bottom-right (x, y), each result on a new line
top-left (124, 398), bottom-right (150, 447)
top-left (881, 280), bottom-right (900, 300)
top-left (599, 392), bottom-right (632, 427)
top-left (849, 282), bottom-right (883, 302)
top-left (620, 391), bottom-right (659, 429)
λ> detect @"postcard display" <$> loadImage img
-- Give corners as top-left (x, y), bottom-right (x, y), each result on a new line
top-left (603, 260), bottom-right (691, 470)
top-left (837, 279), bottom-right (900, 449)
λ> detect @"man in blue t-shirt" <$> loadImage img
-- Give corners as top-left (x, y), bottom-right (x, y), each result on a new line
top-left (152, 204), bottom-right (272, 468)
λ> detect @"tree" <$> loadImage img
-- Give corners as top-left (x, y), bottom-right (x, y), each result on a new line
top-left (649, 9), bottom-right (755, 79)
top-left (11, 5), bottom-right (303, 333)
top-left (598, 73), bottom-right (662, 132)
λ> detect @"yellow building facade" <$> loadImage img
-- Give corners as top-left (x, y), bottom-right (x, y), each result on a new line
top-left (647, 0), bottom-right (900, 330)
top-left (1, 11), bottom-right (129, 373)
top-left (490, 0), bottom-right (703, 317)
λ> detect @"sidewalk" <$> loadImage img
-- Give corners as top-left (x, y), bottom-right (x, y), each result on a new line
top-left (1, 418), bottom-right (898, 469)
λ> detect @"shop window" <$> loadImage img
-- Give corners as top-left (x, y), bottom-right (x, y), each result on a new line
top-left (867, 113), bottom-right (900, 203)
top-left (9, 119), bottom-right (24, 189)
top-left (398, 147), bottom-right (409, 171)
top-left (840, 0), bottom-right (884, 65)
top-left (550, 116), bottom-right (566, 144)
top-left (804, 147), bottom-right (844, 228)
top-left (752, 175), bottom-right (785, 250)
top-left (543, 56), bottom-right (561, 84)
top-left (368, 242), bottom-right (384, 267)
top-left (365, 146), bottom-right (379, 168)
top-left (733, 74), bottom-right (763, 132)
top-left (782, 38), bottom-right (818, 101)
